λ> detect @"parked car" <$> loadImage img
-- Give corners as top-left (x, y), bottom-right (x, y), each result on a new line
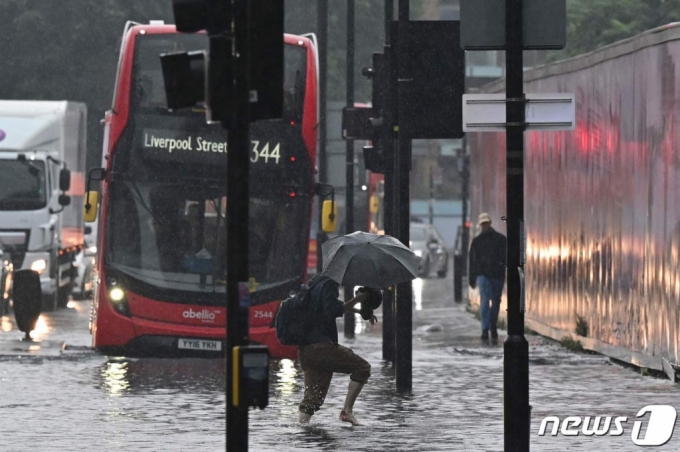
top-left (72, 222), bottom-right (97, 301)
top-left (410, 223), bottom-right (449, 278)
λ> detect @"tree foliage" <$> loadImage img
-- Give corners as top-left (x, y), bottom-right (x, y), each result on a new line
top-left (0, 1), bottom-right (174, 168)
top-left (553, 0), bottom-right (680, 59)
top-left (286, 0), bottom-right (386, 102)
top-left (0, 0), bottom-right (389, 168)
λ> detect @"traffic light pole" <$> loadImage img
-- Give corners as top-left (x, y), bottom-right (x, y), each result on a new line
top-left (344, 0), bottom-right (356, 339)
top-left (456, 135), bottom-right (469, 303)
top-left (461, 135), bottom-right (469, 280)
top-left (395, 0), bottom-right (412, 393)
top-left (382, 0), bottom-right (395, 363)
top-left (316, 0), bottom-right (328, 274)
top-left (504, 0), bottom-right (531, 450)
top-left (226, 1), bottom-right (250, 450)
top-left (429, 167), bottom-right (434, 225)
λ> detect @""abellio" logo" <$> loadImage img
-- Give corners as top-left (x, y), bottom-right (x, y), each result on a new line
top-left (183, 308), bottom-right (217, 322)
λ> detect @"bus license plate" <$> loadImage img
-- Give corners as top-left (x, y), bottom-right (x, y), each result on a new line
top-left (178, 339), bottom-right (222, 352)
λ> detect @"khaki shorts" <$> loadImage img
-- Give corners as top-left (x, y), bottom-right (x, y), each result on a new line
top-left (298, 342), bottom-right (371, 415)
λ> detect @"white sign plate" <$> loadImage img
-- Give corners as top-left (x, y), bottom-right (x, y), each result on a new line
top-left (463, 93), bottom-right (575, 132)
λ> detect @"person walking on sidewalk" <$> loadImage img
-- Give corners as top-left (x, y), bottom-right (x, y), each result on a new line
top-left (469, 213), bottom-right (507, 346)
top-left (297, 274), bottom-right (379, 426)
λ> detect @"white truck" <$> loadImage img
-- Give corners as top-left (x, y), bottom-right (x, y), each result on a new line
top-left (0, 101), bottom-right (87, 310)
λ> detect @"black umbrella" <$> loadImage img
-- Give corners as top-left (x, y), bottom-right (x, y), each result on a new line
top-left (321, 231), bottom-right (421, 288)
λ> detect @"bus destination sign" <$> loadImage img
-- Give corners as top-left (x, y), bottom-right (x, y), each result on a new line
top-left (140, 128), bottom-right (283, 166)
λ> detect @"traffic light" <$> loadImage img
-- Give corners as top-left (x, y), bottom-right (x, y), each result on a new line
top-left (160, 0), bottom-right (233, 122)
top-left (171, 0), bottom-right (231, 34)
top-left (341, 52), bottom-right (389, 173)
top-left (162, 1), bottom-right (284, 123)
top-left (361, 52), bottom-right (388, 173)
top-left (249, 0), bottom-right (284, 121)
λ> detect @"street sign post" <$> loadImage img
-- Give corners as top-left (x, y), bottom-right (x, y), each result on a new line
top-left (463, 93), bottom-right (575, 132)
top-left (344, 0), bottom-right (356, 340)
top-left (461, 0), bottom-right (568, 450)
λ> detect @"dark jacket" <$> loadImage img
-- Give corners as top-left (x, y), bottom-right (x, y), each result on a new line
top-left (302, 275), bottom-right (345, 345)
top-left (469, 228), bottom-right (507, 284)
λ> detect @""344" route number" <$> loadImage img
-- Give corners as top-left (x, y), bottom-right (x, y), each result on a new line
top-left (251, 141), bottom-right (281, 164)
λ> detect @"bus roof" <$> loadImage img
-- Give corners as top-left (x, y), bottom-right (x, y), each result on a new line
top-left (125, 23), bottom-right (315, 48)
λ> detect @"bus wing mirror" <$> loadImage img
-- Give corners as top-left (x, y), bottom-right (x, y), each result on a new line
top-left (84, 191), bottom-right (99, 223)
top-left (86, 168), bottom-right (107, 192)
top-left (59, 169), bottom-right (71, 192)
top-left (58, 194), bottom-right (71, 207)
top-left (322, 200), bottom-right (337, 233)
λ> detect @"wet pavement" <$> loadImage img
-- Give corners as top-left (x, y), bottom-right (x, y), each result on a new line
top-left (1, 276), bottom-right (680, 451)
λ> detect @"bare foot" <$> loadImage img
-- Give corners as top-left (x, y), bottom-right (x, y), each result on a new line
top-left (340, 410), bottom-right (362, 426)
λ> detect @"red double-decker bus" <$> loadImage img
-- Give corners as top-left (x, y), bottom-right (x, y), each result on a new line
top-left (85, 22), bottom-right (323, 359)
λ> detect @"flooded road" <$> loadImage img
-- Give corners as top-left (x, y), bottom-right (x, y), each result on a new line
top-left (1, 356), bottom-right (226, 451)
top-left (1, 274), bottom-right (680, 451)
top-left (0, 299), bottom-right (227, 451)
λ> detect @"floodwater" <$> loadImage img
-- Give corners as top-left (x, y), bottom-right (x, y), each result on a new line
top-left (1, 277), bottom-right (680, 451)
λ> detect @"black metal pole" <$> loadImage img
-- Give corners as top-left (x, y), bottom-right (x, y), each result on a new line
top-left (226, 0), bottom-right (250, 450)
top-left (316, 0), bottom-right (328, 274)
top-left (395, 0), bottom-right (412, 393)
top-left (504, 0), bottom-right (530, 450)
top-left (429, 167), bottom-right (434, 225)
top-left (382, 0), bottom-right (395, 363)
top-left (344, 0), bottom-right (356, 338)
top-left (461, 135), bottom-right (469, 279)
top-left (455, 135), bottom-right (470, 303)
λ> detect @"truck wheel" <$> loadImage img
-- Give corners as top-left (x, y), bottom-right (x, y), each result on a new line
top-left (57, 284), bottom-right (72, 308)
top-left (72, 279), bottom-right (86, 300)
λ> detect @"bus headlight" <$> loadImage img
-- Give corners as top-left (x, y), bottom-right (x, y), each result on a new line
top-left (108, 287), bottom-right (131, 317)
top-left (110, 287), bottom-right (125, 301)
top-left (30, 259), bottom-right (47, 275)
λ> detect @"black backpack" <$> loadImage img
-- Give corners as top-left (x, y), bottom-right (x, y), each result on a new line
top-left (275, 276), bottom-right (324, 346)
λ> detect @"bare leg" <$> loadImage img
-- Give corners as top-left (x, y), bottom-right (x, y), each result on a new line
top-left (299, 412), bottom-right (311, 423)
top-left (340, 380), bottom-right (364, 426)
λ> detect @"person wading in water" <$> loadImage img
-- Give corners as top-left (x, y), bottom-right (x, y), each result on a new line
top-left (297, 274), bottom-right (381, 426)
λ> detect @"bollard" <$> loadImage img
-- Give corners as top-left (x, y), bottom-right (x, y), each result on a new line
top-left (13, 270), bottom-right (42, 341)
top-left (453, 253), bottom-right (463, 302)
